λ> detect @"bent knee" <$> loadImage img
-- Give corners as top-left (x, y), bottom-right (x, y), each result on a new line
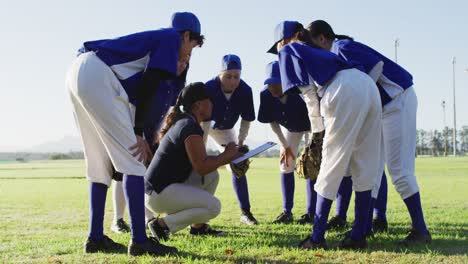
top-left (392, 175), bottom-right (419, 199)
top-left (208, 197), bottom-right (222, 217)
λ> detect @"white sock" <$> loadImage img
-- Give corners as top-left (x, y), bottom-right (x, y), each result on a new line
top-left (145, 207), bottom-right (155, 223)
top-left (112, 181), bottom-right (126, 223)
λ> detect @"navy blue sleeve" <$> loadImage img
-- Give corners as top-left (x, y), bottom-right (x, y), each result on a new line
top-left (179, 119), bottom-right (204, 143)
top-left (240, 85), bottom-right (256, 121)
top-left (338, 41), bottom-right (381, 74)
top-left (147, 30), bottom-right (181, 76)
top-left (257, 90), bottom-right (275, 123)
top-left (134, 69), bottom-right (171, 136)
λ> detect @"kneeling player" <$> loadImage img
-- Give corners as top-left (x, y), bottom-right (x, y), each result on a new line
top-left (145, 83), bottom-right (241, 240)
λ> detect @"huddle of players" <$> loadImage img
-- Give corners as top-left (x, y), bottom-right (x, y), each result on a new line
top-left (68, 11), bottom-right (431, 257)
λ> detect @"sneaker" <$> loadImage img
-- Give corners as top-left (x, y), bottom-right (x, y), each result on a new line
top-left (337, 233), bottom-right (368, 250)
top-left (110, 218), bottom-right (130, 234)
top-left (272, 212), bottom-right (293, 224)
top-left (148, 218), bottom-right (170, 241)
top-left (190, 224), bottom-right (226, 236)
top-left (128, 236), bottom-right (178, 256)
top-left (240, 210), bottom-right (259, 225)
top-left (327, 216), bottom-right (348, 230)
top-left (296, 213), bottom-right (314, 225)
top-left (398, 229), bottom-right (432, 247)
top-left (84, 235), bottom-right (125, 253)
top-left (297, 236), bottom-right (328, 250)
top-left (372, 218), bottom-right (388, 233)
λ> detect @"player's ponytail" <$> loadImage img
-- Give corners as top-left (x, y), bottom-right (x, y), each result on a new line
top-left (307, 20), bottom-right (354, 41)
top-left (158, 93), bottom-right (185, 142)
top-left (157, 82), bottom-right (210, 143)
top-left (295, 23), bottom-right (321, 48)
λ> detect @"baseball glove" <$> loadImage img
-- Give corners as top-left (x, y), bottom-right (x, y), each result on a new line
top-left (295, 131), bottom-right (325, 180)
top-left (230, 145), bottom-right (251, 178)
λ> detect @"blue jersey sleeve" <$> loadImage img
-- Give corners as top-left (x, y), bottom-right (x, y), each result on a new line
top-left (337, 40), bottom-right (381, 74)
top-left (279, 43), bottom-right (354, 94)
top-left (278, 49), bottom-right (310, 94)
top-left (257, 90), bottom-right (275, 123)
top-left (147, 31), bottom-right (181, 76)
top-left (241, 86), bottom-right (256, 121)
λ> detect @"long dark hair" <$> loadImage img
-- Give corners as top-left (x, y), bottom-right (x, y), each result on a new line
top-left (307, 20), bottom-right (353, 41)
top-left (178, 31), bottom-right (205, 47)
top-left (158, 82), bottom-right (209, 142)
top-left (158, 93), bottom-right (186, 142)
top-left (292, 22), bottom-right (321, 48)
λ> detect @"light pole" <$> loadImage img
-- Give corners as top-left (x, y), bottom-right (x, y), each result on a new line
top-left (442, 101), bottom-right (447, 156)
top-left (394, 38), bottom-right (400, 63)
top-left (452, 57), bottom-right (457, 156)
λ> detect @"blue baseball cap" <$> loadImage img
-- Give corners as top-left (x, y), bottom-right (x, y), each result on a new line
top-left (267, 21), bottom-right (301, 54)
top-left (221, 54), bottom-right (242, 71)
top-left (264, 61), bottom-right (281, 85)
top-left (171, 12), bottom-right (201, 34)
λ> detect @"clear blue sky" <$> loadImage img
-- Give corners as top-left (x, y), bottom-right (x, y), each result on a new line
top-left (1, 0), bottom-right (467, 150)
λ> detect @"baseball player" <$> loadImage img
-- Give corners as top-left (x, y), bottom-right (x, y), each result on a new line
top-left (145, 82), bottom-right (241, 240)
top-left (258, 61), bottom-right (316, 224)
top-left (66, 12), bottom-right (203, 256)
top-left (268, 21), bottom-right (382, 249)
top-left (307, 19), bottom-right (431, 246)
top-left (110, 63), bottom-right (188, 234)
top-left (201, 54), bottom-right (258, 225)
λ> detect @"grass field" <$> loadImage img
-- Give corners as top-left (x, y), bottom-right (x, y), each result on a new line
top-left (0, 157), bottom-right (467, 263)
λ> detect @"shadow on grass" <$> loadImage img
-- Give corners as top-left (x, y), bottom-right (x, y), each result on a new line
top-left (367, 222), bottom-right (468, 255)
top-left (175, 251), bottom-right (309, 264)
top-left (75, 222), bottom-right (468, 262)
top-left (203, 221), bottom-right (468, 257)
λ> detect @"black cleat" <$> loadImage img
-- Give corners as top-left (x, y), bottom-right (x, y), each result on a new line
top-left (296, 213), bottom-right (314, 225)
top-left (110, 218), bottom-right (130, 234)
top-left (84, 235), bottom-right (125, 253)
top-left (337, 233), bottom-right (368, 250)
top-left (341, 229), bottom-right (374, 239)
top-left (190, 224), bottom-right (226, 236)
top-left (148, 218), bottom-right (170, 241)
top-left (398, 229), bottom-right (432, 247)
top-left (272, 212), bottom-right (294, 224)
top-left (372, 218), bottom-right (388, 233)
top-left (297, 236), bottom-right (328, 250)
top-left (327, 216), bottom-right (348, 230)
top-left (240, 210), bottom-right (259, 225)
top-left (128, 236), bottom-right (178, 256)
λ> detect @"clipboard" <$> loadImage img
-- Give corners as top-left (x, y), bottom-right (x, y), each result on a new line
top-left (231, 141), bottom-right (277, 164)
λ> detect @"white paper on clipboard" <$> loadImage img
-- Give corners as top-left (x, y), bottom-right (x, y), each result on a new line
top-left (232, 141), bottom-right (277, 164)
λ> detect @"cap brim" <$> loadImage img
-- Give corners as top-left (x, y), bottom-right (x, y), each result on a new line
top-left (264, 77), bottom-right (281, 85)
top-left (267, 42), bottom-right (279, 54)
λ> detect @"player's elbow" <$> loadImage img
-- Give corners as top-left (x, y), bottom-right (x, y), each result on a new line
top-left (191, 163), bottom-right (211, 176)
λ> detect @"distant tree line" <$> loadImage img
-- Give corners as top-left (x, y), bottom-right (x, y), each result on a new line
top-left (0, 151), bottom-right (84, 162)
top-left (2, 126), bottom-right (467, 162)
top-left (48, 152), bottom-right (85, 160)
top-left (417, 126), bottom-right (468, 156)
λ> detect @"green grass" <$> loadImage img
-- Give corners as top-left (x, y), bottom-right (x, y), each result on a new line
top-left (0, 157), bottom-right (467, 263)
